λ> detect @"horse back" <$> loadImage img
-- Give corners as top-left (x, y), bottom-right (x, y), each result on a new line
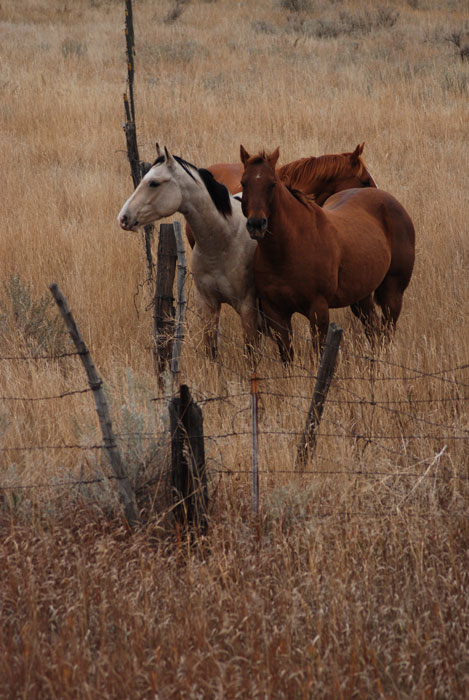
top-left (324, 187), bottom-right (412, 228)
top-left (207, 163), bottom-right (243, 194)
top-left (324, 187), bottom-right (415, 285)
top-left (324, 188), bottom-right (414, 244)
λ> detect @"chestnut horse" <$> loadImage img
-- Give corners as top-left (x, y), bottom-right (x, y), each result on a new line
top-left (186, 144), bottom-right (377, 248)
top-left (240, 146), bottom-right (415, 364)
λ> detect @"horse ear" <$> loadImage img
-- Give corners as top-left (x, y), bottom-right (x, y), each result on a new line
top-left (240, 145), bottom-right (250, 165)
top-left (269, 147), bottom-right (280, 169)
top-left (351, 143), bottom-right (364, 164)
top-left (164, 146), bottom-right (175, 167)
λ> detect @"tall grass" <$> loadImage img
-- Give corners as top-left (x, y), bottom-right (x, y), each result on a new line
top-left (0, 1), bottom-right (468, 697)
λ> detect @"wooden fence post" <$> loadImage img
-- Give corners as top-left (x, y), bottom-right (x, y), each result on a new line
top-left (49, 284), bottom-right (139, 529)
top-left (170, 220), bottom-right (187, 382)
top-left (296, 323), bottom-right (343, 470)
top-left (169, 384), bottom-right (208, 533)
top-left (155, 224), bottom-right (177, 379)
top-left (122, 0), bottom-right (157, 365)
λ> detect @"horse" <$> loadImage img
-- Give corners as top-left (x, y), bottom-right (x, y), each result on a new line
top-left (239, 146), bottom-right (415, 364)
top-left (185, 144), bottom-right (377, 248)
top-left (118, 145), bottom-right (258, 358)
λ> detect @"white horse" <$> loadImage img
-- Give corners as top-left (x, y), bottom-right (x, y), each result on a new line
top-left (118, 145), bottom-right (258, 357)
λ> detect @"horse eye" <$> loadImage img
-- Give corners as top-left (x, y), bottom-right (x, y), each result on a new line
top-left (148, 180), bottom-right (160, 188)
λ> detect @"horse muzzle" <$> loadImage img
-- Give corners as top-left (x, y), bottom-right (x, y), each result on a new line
top-left (246, 216), bottom-right (268, 240)
top-left (118, 212), bottom-right (139, 232)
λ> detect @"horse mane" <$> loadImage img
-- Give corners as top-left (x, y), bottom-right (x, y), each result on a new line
top-left (278, 153), bottom-right (363, 188)
top-left (285, 186), bottom-right (315, 208)
top-left (151, 153), bottom-right (232, 218)
top-left (198, 168), bottom-right (232, 218)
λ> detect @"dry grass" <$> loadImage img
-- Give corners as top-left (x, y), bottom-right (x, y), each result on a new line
top-left (0, 0), bottom-right (468, 697)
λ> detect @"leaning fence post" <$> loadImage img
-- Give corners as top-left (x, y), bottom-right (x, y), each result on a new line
top-left (296, 322), bottom-right (343, 470)
top-left (171, 220), bottom-right (187, 382)
top-left (169, 385), bottom-right (208, 533)
top-left (251, 371), bottom-right (259, 514)
top-left (49, 283), bottom-right (139, 529)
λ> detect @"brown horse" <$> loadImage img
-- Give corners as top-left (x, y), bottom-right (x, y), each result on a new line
top-left (186, 144), bottom-right (377, 248)
top-left (240, 146), bottom-right (415, 364)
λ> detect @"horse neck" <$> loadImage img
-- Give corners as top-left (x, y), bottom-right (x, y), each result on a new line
top-left (260, 182), bottom-right (320, 259)
top-left (177, 168), bottom-right (235, 249)
top-left (278, 155), bottom-right (345, 195)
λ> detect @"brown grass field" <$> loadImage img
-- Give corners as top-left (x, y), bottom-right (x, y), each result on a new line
top-left (1, 0), bottom-right (468, 697)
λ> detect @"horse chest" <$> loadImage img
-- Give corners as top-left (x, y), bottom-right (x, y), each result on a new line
top-left (255, 247), bottom-right (332, 311)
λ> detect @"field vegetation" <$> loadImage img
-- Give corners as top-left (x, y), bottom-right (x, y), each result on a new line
top-left (1, 0), bottom-right (468, 697)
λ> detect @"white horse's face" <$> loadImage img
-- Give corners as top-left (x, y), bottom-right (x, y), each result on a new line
top-left (118, 153), bottom-right (182, 231)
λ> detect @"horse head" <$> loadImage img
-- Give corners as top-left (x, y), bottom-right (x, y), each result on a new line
top-left (240, 145), bottom-right (280, 240)
top-left (305, 143), bottom-right (378, 206)
top-left (332, 143), bottom-right (378, 198)
top-left (118, 144), bottom-right (183, 231)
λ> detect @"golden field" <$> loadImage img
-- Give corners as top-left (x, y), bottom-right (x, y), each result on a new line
top-left (0, 0), bottom-right (468, 697)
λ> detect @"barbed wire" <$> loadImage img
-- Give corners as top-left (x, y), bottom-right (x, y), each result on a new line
top-left (258, 389), bottom-right (465, 406)
top-left (0, 473), bottom-right (122, 491)
top-left (0, 351), bottom-right (81, 361)
top-left (0, 443), bottom-right (105, 452)
top-left (184, 297), bottom-right (469, 386)
top-left (1, 310), bottom-right (467, 502)
top-left (210, 466), bottom-right (469, 481)
top-left (0, 387), bottom-right (92, 401)
top-left (1, 461), bottom-right (467, 493)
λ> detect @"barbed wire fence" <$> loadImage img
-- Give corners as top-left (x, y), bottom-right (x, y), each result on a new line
top-left (1, 225), bottom-right (467, 531)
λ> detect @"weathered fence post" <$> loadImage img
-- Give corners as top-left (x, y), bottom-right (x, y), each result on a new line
top-left (122, 0), bottom-right (157, 365)
top-left (251, 371), bottom-right (259, 514)
top-left (169, 384), bottom-right (208, 533)
top-left (170, 220), bottom-right (187, 382)
top-left (155, 224), bottom-right (177, 381)
top-left (296, 322), bottom-right (343, 470)
top-left (49, 283), bottom-right (139, 529)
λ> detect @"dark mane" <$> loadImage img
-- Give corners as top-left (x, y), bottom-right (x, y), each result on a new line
top-left (286, 185), bottom-right (315, 208)
top-left (198, 168), bottom-right (232, 218)
top-left (151, 153), bottom-right (198, 180)
top-left (152, 153), bottom-right (232, 218)
top-left (173, 155), bottom-right (198, 181)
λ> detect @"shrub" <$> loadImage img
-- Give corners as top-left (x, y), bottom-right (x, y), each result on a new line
top-left (279, 0), bottom-right (313, 11)
top-left (163, 0), bottom-right (190, 24)
top-left (0, 275), bottom-right (68, 357)
top-left (60, 38), bottom-right (87, 59)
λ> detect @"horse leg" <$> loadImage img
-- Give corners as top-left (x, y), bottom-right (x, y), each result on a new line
top-left (374, 274), bottom-right (405, 333)
top-left (239, 300), bottom-right (261, 358)
top-left (350, 295), bottom-right (381, 344)
top-left (194, 288), bottom-right (221, 359)
top-left (308, 298), bottom-right (330, 351)
top-left (261, 301), bottom-right (294, 364)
